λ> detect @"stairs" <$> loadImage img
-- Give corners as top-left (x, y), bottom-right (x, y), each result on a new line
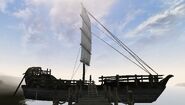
top-left (88, 83), bottom-right (98, 97)
top-left (74, 84), bottom-right (112, 105)
top-left (74, 96), bottom-right (111, 105)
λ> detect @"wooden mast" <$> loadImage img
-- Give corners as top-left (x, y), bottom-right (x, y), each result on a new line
top-left (82, 63), bottom-right (85, 84)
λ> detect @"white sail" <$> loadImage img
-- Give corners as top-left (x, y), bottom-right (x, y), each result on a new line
top-left (80, 6), bottom-right (91, 66)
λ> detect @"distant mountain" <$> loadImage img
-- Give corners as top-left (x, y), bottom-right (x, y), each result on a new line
top-left (0, 75), bottom-right (25, 105)
top-left (0, 75), bottom-right (22, 94)
top-left (176, 82), bottom-right (185, 87)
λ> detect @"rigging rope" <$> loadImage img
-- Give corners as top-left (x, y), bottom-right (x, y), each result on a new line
top-left (71, 62), bottom-right (81, 80)
top-left (92, 24), bottom-right (152, 74)
top-left (92, 32), bottom-right (151, 74)
top-left (71, 47), bottom-right (81, 79)
top-left (88, 12), bottom-right (158, 75)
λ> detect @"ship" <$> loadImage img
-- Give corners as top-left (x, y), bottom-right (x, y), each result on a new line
top-left (14, 4), bottom-right (173, 105)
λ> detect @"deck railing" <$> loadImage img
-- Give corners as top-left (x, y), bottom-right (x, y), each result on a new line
top-left (99, 75), bottom-right (163, 84)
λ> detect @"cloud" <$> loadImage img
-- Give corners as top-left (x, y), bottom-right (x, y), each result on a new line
top-left (0, 0), bottom-right (14, 13)
top-left (13, 0), bottom-right (116, 47)
top-left (127, 0), bottom-right (185, 37)
top-left (115, 9), bottom-right (144, 35)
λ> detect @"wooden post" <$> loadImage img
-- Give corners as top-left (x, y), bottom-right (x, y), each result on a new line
top-left (135, 74), bottom-right (137, 86)
top-left (114, 87), bottom-right (118, 105)
top-left (101, 75), bottom-right (104, 85)
top-left (108, 86), bottom-right (112, 103)
top-left (75, 85), bottom-right (79, 103)
top-left (116, 75), bottom-right (119, 86)
top-left (89, 75), bottom-right (92, 84)
top-left (68, 87), bottom-right (72, 105)
top-left (127, 90), bottom-right (134, 105)
top-left (53, 96), bottom-right (59, 105)
top-left (104, 86), bottom-right (107, 98)
top-left (82, 63), bottom-right (85, 84)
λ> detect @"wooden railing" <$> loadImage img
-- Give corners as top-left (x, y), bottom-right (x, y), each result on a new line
top-left (99, 75), bottom-right (163, 84)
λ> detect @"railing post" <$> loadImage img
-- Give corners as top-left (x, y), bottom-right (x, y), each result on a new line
top-left (89, 75), bottom-right (92, 84)
top-left (101, 75), bottom-right (104, 85)
top-left (116, 75), bottom-right (119, 86)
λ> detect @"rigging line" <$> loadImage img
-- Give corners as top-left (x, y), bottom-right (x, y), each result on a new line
top-left (88, 12), bottom-right (157, 75)
top-left (71, 62), bottom-right (82, 80)
top-left (92, 32), bottom-right (151, 74)
top-left (92, 24), bottom-right (152, 74)
top-left (115, 37), bottom-right (158, 75)
top-left (71, 47), bottom-right (81, 79)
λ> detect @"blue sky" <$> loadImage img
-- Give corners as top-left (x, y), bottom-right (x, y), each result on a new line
top-left (0, 0), bottom-right (185, 87)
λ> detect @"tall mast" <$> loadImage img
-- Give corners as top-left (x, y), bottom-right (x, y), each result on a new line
top-left (80, 4), bottom-right (92, 84)
top-left (82, 63), bottom-right (85, 83)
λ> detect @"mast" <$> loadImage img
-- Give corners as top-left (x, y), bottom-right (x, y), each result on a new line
top-left (80, 4), bottom-right (92, 84)
top-left (82, 63), bottom-right (85, 83)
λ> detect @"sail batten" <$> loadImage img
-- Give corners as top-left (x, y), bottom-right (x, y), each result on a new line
top-left (80, 6), bottom-right (91, 66)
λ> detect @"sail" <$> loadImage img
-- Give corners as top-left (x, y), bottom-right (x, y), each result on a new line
top-left (80, 6), bottom-right (91, 66)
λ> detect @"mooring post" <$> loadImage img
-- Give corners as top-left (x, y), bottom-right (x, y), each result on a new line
top-left (104, 86), bottom-right (107, 98)
top-left (127, 90), bottom-right (134, 105)
top-left (53, 98), bottom-right (59, 105)
top-left (75, 85), bottom-right (79, 103)
top-left (114, 87), bottom-right (118, 105)
top-left (108, 86), bottom-right (112, 103)
top-left (53, 90), bottom-right (60, 105)
top-left (68, 87), bottom-right (72, 105)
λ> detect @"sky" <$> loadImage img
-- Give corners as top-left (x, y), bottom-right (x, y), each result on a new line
top-left (0, 0), bottom-right (185, 87)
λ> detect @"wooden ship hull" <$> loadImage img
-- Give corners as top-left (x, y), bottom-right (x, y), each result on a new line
top-left (100, 74), bottom-right (173, 103)
top-left (22, 85), bottom-right (165, 103)
top-left (21, 67), bottom-right (173, 103)
top-left (118, 87), bottom-right (165, 103)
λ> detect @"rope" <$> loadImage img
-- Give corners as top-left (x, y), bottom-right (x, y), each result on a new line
top-left (71, 47), bottom-right (81, 79)
top-left (92, 32), bottom-right (151, 74)
top-left (92, 24), bottom-right (152, 74)
top-left (71, 62), bottom-right (81, 80)
top-left (88, 12), bottom-right (158, 75)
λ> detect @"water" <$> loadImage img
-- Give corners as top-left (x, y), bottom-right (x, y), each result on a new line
top-left (25, 86), bottom-right (185, 105)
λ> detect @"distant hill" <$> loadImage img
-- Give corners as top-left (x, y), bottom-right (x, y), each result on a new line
top-left (176, 82), bottom-right (185, 87)
top-left (0, 75), bottom-right (22, 95)
top-left (0, 75), bottom-right (25, 105)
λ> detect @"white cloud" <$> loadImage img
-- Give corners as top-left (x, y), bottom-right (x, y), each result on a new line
top-left (0, 0), bottom-right (14, 13)
top-left (127, 0), bottom-right (185, 37)
top-left (13, 0), bottom-right (116, 47)
top-left (116, 9), bottom-right (144, 35)
top-left (13, 8), bottom-right (32, 21)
